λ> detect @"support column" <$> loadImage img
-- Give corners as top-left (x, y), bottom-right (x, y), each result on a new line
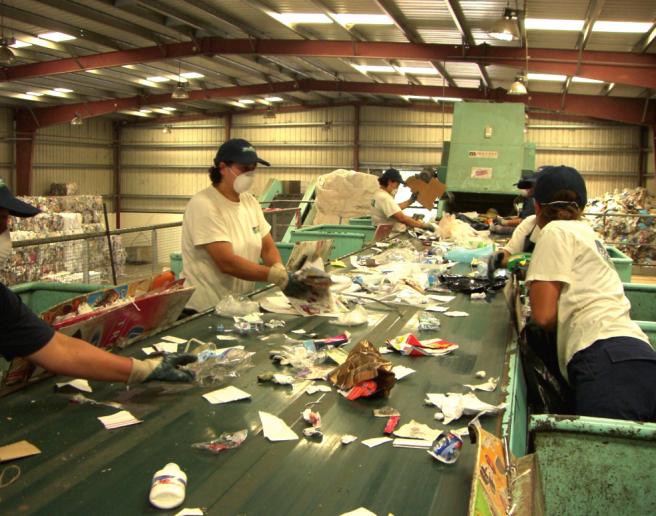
top-left (353, 104), bottom-right (360, 171)
top-left (113, 121), bottom-right (122, 228)
top-left (15, 125), bottom-right (35, 196)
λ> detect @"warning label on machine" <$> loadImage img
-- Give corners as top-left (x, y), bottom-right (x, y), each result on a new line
top-left (471, 167), bottom-right (493, 179)
top-left (468, 150), bottom-right (498, 158)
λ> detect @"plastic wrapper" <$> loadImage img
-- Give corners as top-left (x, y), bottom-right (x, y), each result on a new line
top-left (418, 312), bottom-right (441, 331)
top-left (427, 432), bottom-right (463, 464)
top-left (264, 319), bottom-right (286, 329)
top-left (333, 304), bottom-right (369, 326)
top-left (258, 371), bottom-right (295, 385)
top-left (187, 347), bottom-right (255, 386)
top-left (214, 296), bottom-right (260, 317)
top-left (438, 213), bottom-right (490, 248)
top-left (191, 430), bottom-right (247, 454)
top-left (386, 334), bottom-right (458, 357)
top-left (328, 340), bottom-right (396, 397)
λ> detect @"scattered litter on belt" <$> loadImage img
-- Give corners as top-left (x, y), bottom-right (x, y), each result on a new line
top-left (470, 292), bottom-right (486, 300)
top-left (188, 347), bottom-right (255, 386)
top-left (393, 438), bottom-right (433, 449)
top-left (383, 415), bottom-right (400, 434)
top-left (55, 379), bottom-right (92, 393)
top-left (428, 294), bottom-right (455, 303)
top-left (439, 274), bottom-right (506, 294)
top-left (328, 341), bottom-right (396, 398)
top-left (392, 365), bottom-right (416, 380)
top-left (386, 334), bottom-right (458, 356)
top-left (259, 411), bottom-right (299, 442)
top-left (97, 410), bottom-right (142, 430)
top-left (233, 313), bottom-right (264, 335)
top-left (444, 311), bottom-right (469, 317)
top-left (341, 434), bottom-right (358, 445)
top-left (174, 508), bottom-right (204, 516)
top-left (258, 372), bottom-right (295, 385)
top-left (330, 259), bottom-right (346, 268)
top-left (202, 385), bottom-right (251, 404)
top-left (425, 305), bottom-right (448, 313)
top-left (451, 427), bottom-right (470, 439)
top-left (427, 432), bottom-right (463, 464)
top-left (161, 335), bottom-right (187, 344)
top-left (361, 437), bottom-right (392, 448)
top-left (302, 408), bottom-right (322, 428)
top-left (425, 392), bottom-right (506, 424)
top-left (142, 346), bottom-right (157, 355)
top-left (291, 329), bottom-right (306, 335)
top-left (264, 319), bottom-right (286, 329)
top-left (215, 295), bottom-right (259, 317)
top-left (215, 335), bottom-right (239, 341)
top-left (464, 377), bottom-right (499, 392)
top-left (475, 370), bottom-right (487, 379)
top-left (306, 385), bottom-right (332, 395)
top-left (332, 304), bottom-right (369, 326)
top-left (378, 346), bottom-right (393, 355)
top-left (339, 507), bottom-right (377, 516)
top-left (326, 348), bottom-right (349, 365)
top-left (393, 420), bottom-right (441, 442)
top-left (344, 380), bottom-right (378, 400)
top-left (69, 393), bottom-right (123, 409)
top-left (191, 429), bottom-right (247, 454)
top-left (418, 311), bottom-right (441, 331)
top-left (303, 427), bottom-right (323, 438)
top-left (154, 342), bottom-right (180, 354)
top-left (373, 407), bottom-right (400, 418)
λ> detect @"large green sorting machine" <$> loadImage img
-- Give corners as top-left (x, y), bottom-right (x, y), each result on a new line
top-left (439, 103), bottom-right (536, 215)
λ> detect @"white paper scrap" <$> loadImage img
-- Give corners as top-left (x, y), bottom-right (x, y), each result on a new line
top-left (475, 370), bottom-right (487, 379)
top-left (470, 292), bottom-right (486, 300)
top-left (97, 410), bottom-right (142, 430)
top-left (55, 379), bottom-right (92, 393)
top-left (306, 385), bottom-right (332, 395)
top-left (393, 420), bottom-right (441, 442)
top-left (141, 346), bottom-right (157, 356)
top-left (341, 434), bottom-right (358, 445)
top-left (175, 509), bottom-right (204, 516)
top-left (361, 437), bottom-right (392, 448)
top-left (259, 411), bottom-right (299, 441)
top-left (425, 305), bottom-right (448, 313)
top-left (161, 335), bottom-right (187, 344)
top-left (391, 365), bottom-right (416, 381)
top-left (464, 377), bottom-right (499, 392)
top-left (392, 438), bottom-right (433, 449)
top-left (425, 392), bottom-right (506, 424)
top-left (153, 342), bottom-right (180, 353)
top-left (291, 329), bottom-right (307, 334)
top-left (215, 335), bottom-right (239, 341)
top-left (339, 508), bottom-right (377, 516)
top-left (444, 311), bottom-right (469, 317)
top-left (428, 294), bottom-right (455, 303)
top-left (378, 346), bottom-right (393, 355)
top-left (203, 386), bottom-right (251, 405)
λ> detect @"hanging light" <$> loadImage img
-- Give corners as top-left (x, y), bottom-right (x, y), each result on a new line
top-left (508, 75), bottom-right (528, 95)
top-left (489, 7), bottom-right (520, 41)
top-left (171, 59), bottom-right (189, 99)
top-left (0, 1), bottom-right (15, 65)
top-left (71, 112), bottom-right (83, 125)
top-left (162, 124), bottom-right (172, 134)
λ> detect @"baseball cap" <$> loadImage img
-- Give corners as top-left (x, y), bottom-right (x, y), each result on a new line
top-left (0, 180), bottom-right (40, 217)
top-left (515, 173), bottom-right (537, 190)
top-left (214, 138), bottom-right (270, 167)
top-left (533, 165), bottom-right (587, 208)
top-left (381, 168), bottom-right (404, 184)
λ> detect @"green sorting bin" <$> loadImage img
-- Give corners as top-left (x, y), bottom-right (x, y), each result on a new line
top-left (623, 282), bottom-right (656, 346)
top-left (11, 281), bottom-right (106, 315)
top-left (170, 252), bottom-right (182, 278)
top-left (606, 245), bottom-right (633, 283)
top-left (348, 216), bottom-right (373, 226)
top-left (276, 242), bottom-right (294, 265)
top-left (289, 225), bottom-right (367, 259)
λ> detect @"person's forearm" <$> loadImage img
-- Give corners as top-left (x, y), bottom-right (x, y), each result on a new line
top-left (395, 212), bottom-right (423, 228)
top-left (215, 253), bottom-right (271, 281)
top-left (27, 332), bottom-right (133, 382)
top-left (261, 239), bottom-right (282, 266)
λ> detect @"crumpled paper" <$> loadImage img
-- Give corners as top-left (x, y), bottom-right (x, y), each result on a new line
top-left (424, 392), bottom-right (506, 424)
top-left (328, 340), bottom-right (396, 397)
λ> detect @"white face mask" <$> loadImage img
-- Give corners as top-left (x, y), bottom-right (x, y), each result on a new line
top-left (230, 168), bottom-right (255, 194)
top-left (0, 230), bottom-right (12, 262)
top-left (519, 189), bottom-right (531, 198)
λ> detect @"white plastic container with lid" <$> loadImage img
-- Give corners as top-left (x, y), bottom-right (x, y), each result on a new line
top-left (149, 462), bottom-right (187, 509)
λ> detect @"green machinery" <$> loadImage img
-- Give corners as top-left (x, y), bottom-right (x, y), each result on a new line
top-left (437, 102), bottom-right (536, 215)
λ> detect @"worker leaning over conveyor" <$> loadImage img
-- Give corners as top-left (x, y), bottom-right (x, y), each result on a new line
top-left (525, 165), bottom-right (656, 421)
top-left (181, 138), bottom-right (305, 313)
top-left (0, 183), bottom-right (195, 385)
top-left (370, 167), bottom-right (435, 234)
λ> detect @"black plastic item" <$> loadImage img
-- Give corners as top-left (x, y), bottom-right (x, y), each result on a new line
top-left (455, 213), bottom-right (490, 231)
top-left (438, 273), bottom-right (507, 294)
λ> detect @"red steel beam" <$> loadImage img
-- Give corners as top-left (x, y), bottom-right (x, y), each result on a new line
top-left (2, 38), bottom-right (655, 90)
top-left (16, 80), bottom-right (655, 131)
top-left (15, 129), bottom-right (35, 196)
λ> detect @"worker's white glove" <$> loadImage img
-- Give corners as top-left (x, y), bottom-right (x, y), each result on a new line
top-left (421, 222), bottom-right (436, 232)
top-left (128, 354), bottom-right (197, 385)
top-left (267, 262), bottom-right (289, 290)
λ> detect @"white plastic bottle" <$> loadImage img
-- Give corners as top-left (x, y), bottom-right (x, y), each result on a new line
top-left (149, 463), bottom-right (187, 510)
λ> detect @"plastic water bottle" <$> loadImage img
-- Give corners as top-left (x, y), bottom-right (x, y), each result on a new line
top-left (149, 463), bottom-right (187, 509)
top-left (427, 269), bottom-right (438, 289)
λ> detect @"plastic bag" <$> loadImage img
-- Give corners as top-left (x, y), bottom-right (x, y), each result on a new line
top-left (333, 304), bottom-right (368, 326)
top-left (215, 295), bottom-right (259, 317)
top-left (192, 430), bottom-right (248, 453)
top-left (187, 347), bottom-right (255, 386)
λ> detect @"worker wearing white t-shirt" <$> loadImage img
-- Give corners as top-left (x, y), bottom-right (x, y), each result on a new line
top-left (526, 165), bottom-right (656, 421)
top-left (181, 139), bottom-right (295, 312)
top-left (369, 168), bottom-right (435, 233)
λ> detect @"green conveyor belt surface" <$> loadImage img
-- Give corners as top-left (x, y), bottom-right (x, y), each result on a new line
top-left (1, 269), bottom-right (512, 516)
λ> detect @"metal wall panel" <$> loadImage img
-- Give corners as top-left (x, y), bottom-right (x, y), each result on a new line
top-left (0, 108), bottom-right (13, 186)
top-left (32, 119), bottom-right (114, 196)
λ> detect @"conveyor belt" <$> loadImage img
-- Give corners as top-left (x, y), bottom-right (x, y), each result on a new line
top-left (1, 263), bottom-right (514, 515)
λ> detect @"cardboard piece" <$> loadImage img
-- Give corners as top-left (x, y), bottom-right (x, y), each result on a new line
top-left (405, 176), bottom-right (447, 211)
top-left (0, 440), bottom-right (41, 462)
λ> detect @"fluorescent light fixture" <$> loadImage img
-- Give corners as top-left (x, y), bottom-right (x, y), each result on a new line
top-left (139, 109), bottom-right (152, 113)
top-left (433, 96), bottom-right (463, 102)
top-left (239, 99), bottom-right (255, 104)
top-left (401, 95), bottom-right (431, 101)
top-left (352, 64), bottom-right (395, 73)
top-left (162, 107), bottom-right (177, 111)
top-left (572, 76), bottom-right (604, 84)
top-left (147, 76), bottom-right (170, 82)
top-left (138, 79), bottom-right (159, 87)
top-left (39, 32), bottom-right (76, 42)
top-left (270, 13), bottom-right (332, 25)
top-left (25, 91), bottom-right (44, 96)
top-left (85, 69), bottom-right (99, 74)
top-left (231, 101), bottom-right (249, 108)
top-left (126, 111), bottom-right (152, 117)
top-left (43, 90), bottom-right (68, 97)
top-left (396, 66), bottom-right (439, 75)
top-left (527, 73), bottom-right (567, 82)
top-left (592, 21), bottom-right (653, 33)
top-left (10, 40), bottom-right (32, 48)
top-left (264, 96), bottom-right (283, 102)
top-left (15, 93), bottom-right (43, 101)
top-left (122, 64), bottom-right (136, 69)
top-left (333, 14), bottom-right (393, 25)
top-left (455, 79), bottom-right (481, 88)
top-left (524, 18), bottom-right (584, 31)
top-left (54, 87), bottom-right (74, 93)
top-left (180, 72), bottom-right (204, 79)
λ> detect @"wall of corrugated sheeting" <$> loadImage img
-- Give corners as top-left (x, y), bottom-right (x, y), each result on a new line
top-left (0, 109), bottom-right (12, 186)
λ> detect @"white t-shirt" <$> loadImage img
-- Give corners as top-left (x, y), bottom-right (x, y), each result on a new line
top-left (526, 220), bottom-right (648, 381)
top-left (502, 215), bottom-right (541, 255)
top-left (370, 189), bottom-right (405, 233)
top-left (181, 186), bottom-right (271, 311)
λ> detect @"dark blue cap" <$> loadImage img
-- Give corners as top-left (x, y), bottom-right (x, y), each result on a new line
top-left (214, 138), bottom-right (270, 167)
top-left (381, 168), bottom-right (404, 184)
top-left (0, 180), bottom-right (40, 217)
top-left (533, 165), bottom-right (587, 208)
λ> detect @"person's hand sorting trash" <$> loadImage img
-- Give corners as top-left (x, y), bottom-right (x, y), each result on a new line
top-left (486, 251), bottom-right (506, 280)
top-left (128, 353), bottom-right (198, 384)
top-left (421, 222), bottom-right (436, 232)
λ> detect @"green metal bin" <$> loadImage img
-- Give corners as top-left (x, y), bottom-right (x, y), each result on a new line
top-left (289, 225), bottom-right (367, 259)
top-left (606, 245), bottom-right (633, 283)
top-left (623, 282), bottom-right (656, 346)
top-left (10, 281), bottom-right (107, 314)
top-left (170, 252), bottom-right (183, 279)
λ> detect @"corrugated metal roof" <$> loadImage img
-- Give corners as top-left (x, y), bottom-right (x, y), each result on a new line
top-left (394, 0), bottom-right (453, 21)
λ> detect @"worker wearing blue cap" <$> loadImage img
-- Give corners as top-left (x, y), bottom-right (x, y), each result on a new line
top-left (526, 165), bottom-right (656, 421)
top-left (370, 168), bottom-right (435, 233)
